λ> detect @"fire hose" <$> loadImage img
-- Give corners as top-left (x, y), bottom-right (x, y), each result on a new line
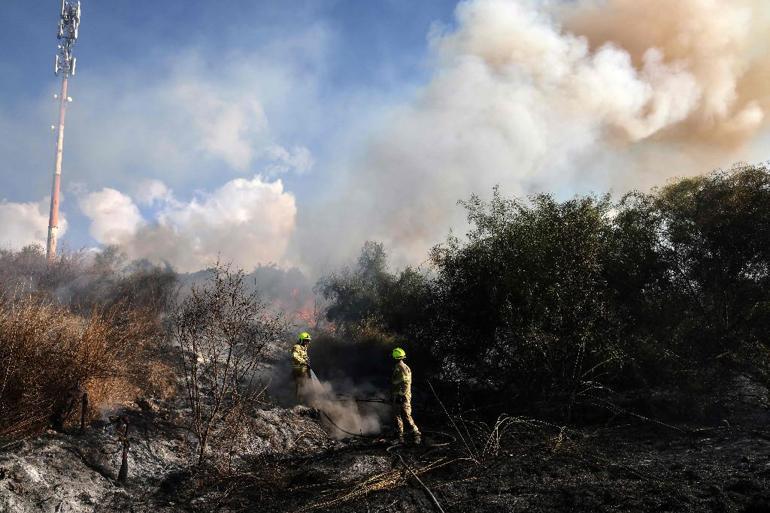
top-left (319, 408), bottom-right (456, 448)
top-left (307, 370), bottom-right (456, 446)
top-left (332, 394), bottom-right (390, 404)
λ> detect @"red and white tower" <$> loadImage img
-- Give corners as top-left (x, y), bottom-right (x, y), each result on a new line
top-left (46, 0), bottom-right (81, 262)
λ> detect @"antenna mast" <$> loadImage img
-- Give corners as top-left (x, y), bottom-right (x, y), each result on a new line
top-left (46, 0), bottom-right (81, 262)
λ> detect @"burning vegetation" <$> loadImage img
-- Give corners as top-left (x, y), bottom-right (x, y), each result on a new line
top-left (0, 164), bottom-right (769, 512)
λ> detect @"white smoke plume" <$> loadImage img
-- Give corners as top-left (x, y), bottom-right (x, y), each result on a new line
top-left (300, 379), bottom-right (382, 439)
top-left (561, 0), bottom-right (770, 145)
top-left (0, 199), bottom-right (66, 251)
top-left (79, 175), bottom-right (296, 272)
top-left (44, 0), bottom-right (770, 273)
top-left (300, 0), bottom-right (770, 268)
top-left (135, 179), bottom-right (172, 206)
top-left (79, 189), bottom-right (144, 245)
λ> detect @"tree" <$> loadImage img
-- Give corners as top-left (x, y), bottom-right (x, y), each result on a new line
top-left (430, 189), bottom-right (622, 407)
top-left (173, 263), bottom-right (283, 464)
top-left (620, 164), bottom-right (770, 368)
top-left (317, 241), bottom-right (391, 326)
top-left (317, 164), bottom-right (770, 416)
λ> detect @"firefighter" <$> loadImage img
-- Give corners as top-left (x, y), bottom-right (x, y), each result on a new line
top-left (391, 347), bottom-right (421, 445)
top-left (292, 332), bottom-right (312, 401)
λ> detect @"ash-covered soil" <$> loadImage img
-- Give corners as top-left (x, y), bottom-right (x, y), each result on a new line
top-left (2, 399), bottom-right (770, 513)
top-left (0, 403), bottom-right (334, 513)
top-left (196, 419), bottom-right (770, 513)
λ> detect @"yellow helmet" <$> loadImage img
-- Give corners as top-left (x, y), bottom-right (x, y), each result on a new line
top-left (297, 331), bottom-right (312, 343)
top-left (392, 347), bottom-right (406, 360)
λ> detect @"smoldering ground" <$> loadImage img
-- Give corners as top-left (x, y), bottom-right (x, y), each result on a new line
top-left (264, 335), bottom-right (395, 439)
top-left (300, 379), bottom-right (384, 439)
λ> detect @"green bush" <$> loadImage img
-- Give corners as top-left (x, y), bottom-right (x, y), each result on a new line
top-left (318, 164), bottom-right (770, 415)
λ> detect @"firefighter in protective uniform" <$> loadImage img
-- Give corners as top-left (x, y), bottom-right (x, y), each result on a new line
top-left (391, 347), bottom-right (421, 444)
top-left (292, 332), bottom-right (312, 401)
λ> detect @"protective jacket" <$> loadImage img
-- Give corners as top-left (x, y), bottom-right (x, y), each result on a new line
top-left (292, 343), bottom-right (309, 369)
top-left (291, 343), bottom-right (311, 402)
top-left (392, 360), bottom-right (412, 401)
top-left (391, 360), bottom-right (419, 439)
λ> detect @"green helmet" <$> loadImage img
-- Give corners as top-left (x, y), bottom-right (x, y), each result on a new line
top-left (392, 347), bottom-right (406, 360)
top-left (297, 331), bottom-right (312, 343)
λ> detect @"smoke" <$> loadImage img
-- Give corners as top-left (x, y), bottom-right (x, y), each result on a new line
top-left (78, 189), bottom-right (143, 245)
top-left (60, 40), bottom-right (322, 273)
top-left (10, 0), bottom-right (766, 274)
top-left (264, 369), bottom-right (385, 441)
top-left (264, 335), bottom-right (391, 439)
top-left (136, 179), bottom-right (172, 206)
top-left (52, 45), bottom-right (322, 193)
top-left (79, 175), bottom-right (296, 273)
top-left (299, 0), bottom-right (770, 268)
top-left (561, 0), bottom-right (770, 145)
top-left (0, 30), bottom-right (324, 271)
top-left (0, 199), bottom-right (66, 251)
top-left (300, 379), bottom-right (383, 439)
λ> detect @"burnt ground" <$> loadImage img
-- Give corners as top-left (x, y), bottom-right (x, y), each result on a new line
top-left (127, 400), bottom-right (770, 513)
top-left (3, 402), bottom-right (770, 512)
top-left (186, 416), bottom-right (770, 513)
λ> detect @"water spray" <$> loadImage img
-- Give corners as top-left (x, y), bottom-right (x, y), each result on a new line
top-left (46, 0), bottom-right (81, 262)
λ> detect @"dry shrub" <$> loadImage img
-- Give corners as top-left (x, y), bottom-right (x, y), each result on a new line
top-left (82, 377), bottom-right (140, 421)
top-left (138, 359), bottom-right (178, 401)
top-left (174, 263), bottom-right (283, 464)
top-left (0, 295), bottom-right (163, 440)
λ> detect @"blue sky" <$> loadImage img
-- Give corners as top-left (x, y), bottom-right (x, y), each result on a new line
top-left (0, 0), bottom-right (459, 254)
top-left (1, 1), bottom-right (457, 101)
top-left (1, 0), bottom-right (768, 273)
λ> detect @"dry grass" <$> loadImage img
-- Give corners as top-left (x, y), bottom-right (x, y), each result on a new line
top-left (0, 294), bottom-right (168, 439)
top-left (139, 359), bottom-right (178, 401)
top-left (293, 457), bottom-right (454, 513)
